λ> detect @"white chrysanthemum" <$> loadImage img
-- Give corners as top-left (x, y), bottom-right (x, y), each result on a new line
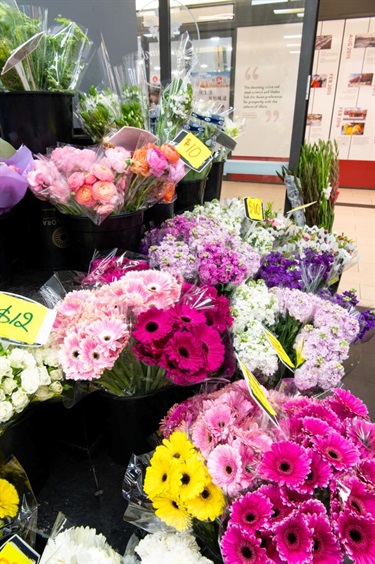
top-left (40, 526), bottom-right (123, 564)
top-left (8, 348), bottom-right (36, 370)
top-left (134, 531), bottom-right (213, 564)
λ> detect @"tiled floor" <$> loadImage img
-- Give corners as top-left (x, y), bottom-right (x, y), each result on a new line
top-left (221, 180), bottom-right (375, 308)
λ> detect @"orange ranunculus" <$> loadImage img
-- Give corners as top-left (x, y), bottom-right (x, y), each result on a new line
top-left (160, 143), bottom-right (180, 164)
top-left (161, 181), bottom-right (175, 203)
top-left (74, 184), bottom-right (96, 207)
top-left (130, 148), bottom-right (150, 176)
top-left (92, 181), bottom-right (117, 203)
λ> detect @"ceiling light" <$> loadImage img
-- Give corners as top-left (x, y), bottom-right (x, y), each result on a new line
top-left (274, 8), bottom-right (305, 14)
top-left (252, 0), bottom-right (285, 5)
top-left (210, 36), bottom-right (220, 41)
top-left (200, 64), bottom-right (208, 68)
top-left (289, 50), bottom-right (301, 54)
top-left (284, 34), bottom-right (302, 39)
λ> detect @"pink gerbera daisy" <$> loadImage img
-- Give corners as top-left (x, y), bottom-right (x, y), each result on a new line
top-left (258, 484), bottom-right (292, 523)
top-left (301, 416), bottom-right (331, 438)
top-left (230, 491), bottom-right (273, 532)
top-left (328, 388), bottom-right (369, 420)
top-left (88, 317), bottom-right (129, 349)
top-left (164, 330), bottom-right (204, 372)
top-left (141, 270), bottom-right (181, 301)
top-left (313, 431), bottom-right (360, 471)
top-left (298, 402), bottom-right (343, 432)
top-left (337, 509), bottom-right (375, 564)
top-left (259, 441), bottom-right (311, 487)
top-left (202, 404), bottom-right (234, 440)
top-left (345, 476), bottom-right (375, 517)
top-left (194, 324), bottom-right (225, 372)
top-left (221, 524), bottom-right (271, 564)
top-left (191, 417), bottom-right (217, 458)
top-left (274, 512), bottom-right (313, 564)
top-left (170, 303), bottom-right (206, 327)
top-left (347, 418), bottom-right (375, 457)
top-left (207, 444), bottom-right (242, 496)
top-left (132, 308), bottom-right (173, 344)
top-left (307, 513), bottom-right (342, 564)
top-left (358, 459), bottom-right (375, 487)
top-left (80, 337), bottom-right (113, 372)
top-left (296, 451), bottom-right (332, 494)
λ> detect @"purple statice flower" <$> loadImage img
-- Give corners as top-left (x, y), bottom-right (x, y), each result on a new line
top-left (140, 215), bottom-right (198, 253)
top-left (148, 234), bottom-right (197, 280)
top-left (299, 248), bottom-right (335, 288)
top-left (257, 251), bottom-right (302, 289)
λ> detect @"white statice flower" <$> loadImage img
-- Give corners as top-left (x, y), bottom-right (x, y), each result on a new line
top-left (8, 348), bottom-right (36, 370)
top-left (0, 357), bottom-right (12, 379)
top-left (133, 531), bottom-right (213, 564)
top-left (0, 401), bottom-right (14, 423)
top-left (2, 377), bottom-right (18, 395)
top-left (242, 222), bottom-right (275, 255)
top-left (231, 279), bottom-right (279, 332)
top-left (40, 526), bottom-right (123, 564)
top-left (11, 390), bottom-right (29, 413)
top-left (233, 320), bottom-right (279, 376)
top-left (20, 368), bottom-right (41, 394)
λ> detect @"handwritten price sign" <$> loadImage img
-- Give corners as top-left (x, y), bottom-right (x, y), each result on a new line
top-left (0, 293), bottom-right (55, 345)
top-left (244, 197), bottom-right (264, 221)
top-left (174, 131), bottom-right (213, 172)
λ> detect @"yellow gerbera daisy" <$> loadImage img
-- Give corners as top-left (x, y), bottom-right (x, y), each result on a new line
top-left (177, 454), bottom-right (209, 502)
top-left (153, 494), bottom-right (192, 532)
top-left (0, 478), bottom-right (19, 519)
top-left (144, 451), bottom-right (180, 501)
top-left (185, 480), bottom-right (225, 521)
top-left (162, 431), bottom-right (195, 461)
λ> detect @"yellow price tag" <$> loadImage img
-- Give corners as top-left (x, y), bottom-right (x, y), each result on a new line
top-left (0, 292), bottom-right (55, 345)
top-left (0, 541), bottom-right (36, 564)
top-left (175, 131), bottom-right (212, 172)
top-left (238, 359), bottom-right (278, 424)
top-left (263, 328), bottom-right (295, 369)
top-left (329, 277), bottom-right (339, 286)
top-left (244, 197), bottom-right (264, 221)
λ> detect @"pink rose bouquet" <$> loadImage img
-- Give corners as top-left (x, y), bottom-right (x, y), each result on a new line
top-left (27, 141), bottom-right (187, 225)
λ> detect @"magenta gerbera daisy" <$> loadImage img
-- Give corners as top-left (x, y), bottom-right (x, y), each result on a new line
top-left (257, 484), bottom-right (292, 523)
top-left (221, 524), bottom-right (271, 564)
top-left (313, 431), bottom-right (360, 471)
top-left (347, 418), bottom-right (375, 457)
top-left (328, 388), bottom-right (369, 420)
top-left (132, 308), bottom-right (173, 344)
top-left (164, 330), bottom-right (204, 372)
top-left (170, 303), bottom-right (206, 327)
top-left (274, 512), bottom-right (313, 564)
top-left (207, 443), bottom-right (242, 497)
top-left (337, 509), bottom-right (375, 564)
top-left (358, 459), bottom-right (375, 487)
top-left (345, 476), bottom-right (375, 517)
top-left (307, 513), bottom-right (342, 564)
top-left (301, 416), bottom-right (331, 438)
top-left (230, 491), bottom-right (273, 532)
top-left (193, 324), bottom-right (225, 372)
top-left (259, 441), bottom-right (311, 487)
top-left (298, 402), bottom-right (343, 432)
top-left (296, 451), bottom-right (332, 495)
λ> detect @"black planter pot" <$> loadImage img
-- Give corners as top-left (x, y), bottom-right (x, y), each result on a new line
top-left (143, 200), bottom-right (175, 229)
top-left (174, 179), bottom-right (207, 214)
top-left (102, 385), bottom-right (198, 466)
top-left (65, 210), bottom-right (145, 271)
top-left (0, 92), bottom-right (74, 153)
top-left (204, 161), bottom-right (225, 202)
top-left (0, 211), bottom-right (13, 288)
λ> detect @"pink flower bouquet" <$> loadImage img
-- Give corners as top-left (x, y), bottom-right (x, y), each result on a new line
top-left (27, 141), bottom-right (186, 225)
top-left (156, 381), bottom-right (375, 564)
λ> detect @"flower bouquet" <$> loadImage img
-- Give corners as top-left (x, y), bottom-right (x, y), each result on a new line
top-left (0, 2), bottom-right (93, 92)
top-left (155, 381), bottom-right (375, 564)
top-left (27, 141), bottom-right (186, 225)
top-left (0, 143), bottom-right (33, 215)
top-left (141, 215), bottom-right (261, 293)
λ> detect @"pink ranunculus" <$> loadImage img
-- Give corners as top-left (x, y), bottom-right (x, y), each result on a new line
top-left (74, 184), bottom-right (96, 207)
top-left (96, 203), bottom-right (117, 217)
top-left (84, 172), bottom-right (97, 185)
top-left (91, 163), bottom-right (115, 182)
top-left (147, 147), bottom-right (168, 178)
top-left (51, 178), bottom-right (71, 204)
top-left (105, 147), bottom-right (131, 174)
top-left (68, 171), bottom-right (85, 192)
top-left (167, 159), bottom-right (186, 183)
top-left (91, 181), bottom-right (117, 203)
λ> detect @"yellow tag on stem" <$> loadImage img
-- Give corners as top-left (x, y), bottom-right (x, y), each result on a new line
top-left (238, 358), bottom-right (278, 423)
top-left (263, 328), bottom-right (295, 369)
top-left (244, 197), bottom-right (264, 221)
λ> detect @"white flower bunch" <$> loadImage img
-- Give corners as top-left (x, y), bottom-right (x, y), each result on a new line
top-left (231, 279), bottom-right (279, 331)
top-left (129, 531), bottom-right (213, 564)
top-left (0, 345), bottom-right (63, 424)
top-left (233, 320), bottom-right (279, 376)
top-left (40, 526), bottom-right (123, 564)
top-left (186, 198), bottom-right (245, 236)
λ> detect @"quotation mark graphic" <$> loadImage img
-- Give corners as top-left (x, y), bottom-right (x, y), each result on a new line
top-left (245, 67), bottom-right (259, 80)
top-left (266, 110), bottom-right (279, 122)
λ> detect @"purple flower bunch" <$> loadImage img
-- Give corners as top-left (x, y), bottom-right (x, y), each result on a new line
top-left (160, 382), bottom-right (375, 564)
top-left (319, 288), bottom-right (375, 340)
top-left (132, 284), bottom-right (233, 386)
top-left (142, 215), bottom-right (261, 289)
top-left (258, 252), bottom-right (302, 289)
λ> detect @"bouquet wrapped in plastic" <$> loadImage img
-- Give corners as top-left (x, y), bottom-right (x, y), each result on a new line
top-left (0, 142), bottom-right (33, 215)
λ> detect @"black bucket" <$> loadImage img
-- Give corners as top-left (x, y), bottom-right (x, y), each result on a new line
top-left (65, 210), bottom-right (145, 271)
top-left (174, 179), bottom-right (206, 215)
top-left (0, 92), bottom-right (74, 153)
top-left (204, 161), bottom-right (225, 202)
top-left (143, 200), bottom-right (175, 229)
top-left (0, 211), bottom-right (13, 288)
